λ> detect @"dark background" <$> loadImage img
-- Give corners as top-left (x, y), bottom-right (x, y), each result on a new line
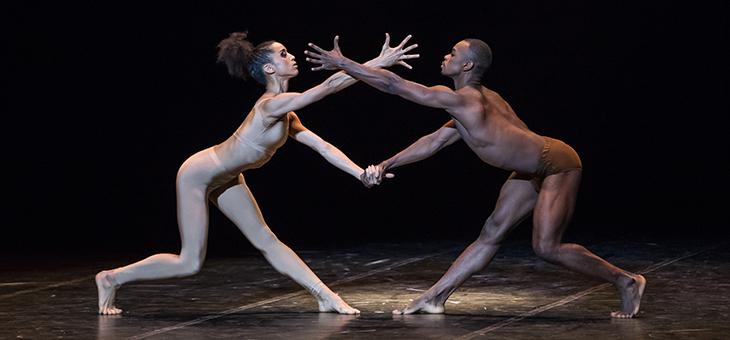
top-left (6, 2), bottom-right (727, 259)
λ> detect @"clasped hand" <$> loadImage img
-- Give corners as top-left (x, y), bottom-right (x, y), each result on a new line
top-left (360, 164), bottom-right (394, 188)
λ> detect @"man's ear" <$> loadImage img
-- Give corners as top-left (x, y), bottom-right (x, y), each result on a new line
top-left (463, 60), bottom-right (474, 72)
top-left (263, 63), bottom-right (275, 75)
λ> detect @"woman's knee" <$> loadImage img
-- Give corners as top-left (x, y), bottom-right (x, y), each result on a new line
top-left (249, 229), bottom-right (280, 252)
top-left (176, 162), bottom-right (202, 185)
top-left (178, 255), bottom-right (205, 276)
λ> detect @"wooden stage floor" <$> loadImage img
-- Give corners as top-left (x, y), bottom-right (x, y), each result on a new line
top-left (2, 238), bottom-right (727, 339)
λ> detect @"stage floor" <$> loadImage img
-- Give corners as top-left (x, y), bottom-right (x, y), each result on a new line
top-left (2, 238), bottom-right (728, 339)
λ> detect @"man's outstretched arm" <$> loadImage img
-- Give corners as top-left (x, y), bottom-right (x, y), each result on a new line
top-left (306, 35), bottom-right (463, 110)
top-left (381, 120), bottom-right (461, 171)
top-left (362, 120), bottom-right (461, 186)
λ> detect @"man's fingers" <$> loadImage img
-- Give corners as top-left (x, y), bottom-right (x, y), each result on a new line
top-left (360, 172), bottom-right (371, 188)
top-left (398, 61), bottom-right (413, 69)
top-left (305, 57), bottom-right (324, 64)
top-left (384, 173), bottom-right (395, 178)
top-left (366, 174), bottom-right (378, 186)
top-left (401, 53), bottom-right (420, 60)
top-left (311, 66), bottom-right (325, 71)
top-left (333, 35), bottom-right (340, 51)
top-left (307, 42), bottom-right (327, 53)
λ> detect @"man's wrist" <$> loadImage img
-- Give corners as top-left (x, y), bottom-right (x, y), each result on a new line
top-left (337, 57), bottom-right (353, 69)
top-left (380, 160), bottom-right (392, 171)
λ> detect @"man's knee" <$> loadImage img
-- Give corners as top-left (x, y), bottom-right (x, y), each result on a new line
top-left (478, 218), bottom-right (511, 245)
top-left (477, 229), bottom-right (504, 246)
top-left (532, 241), bottom-right (560, 263)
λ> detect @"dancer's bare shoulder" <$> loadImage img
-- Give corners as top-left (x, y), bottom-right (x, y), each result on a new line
top-left (479, 86), bottom-right (507, 103)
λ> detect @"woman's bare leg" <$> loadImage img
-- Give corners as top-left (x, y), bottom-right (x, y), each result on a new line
top-left (96, 150), bottom-right (215, 315)
top-left (213, 174), bottom-right (359, 314)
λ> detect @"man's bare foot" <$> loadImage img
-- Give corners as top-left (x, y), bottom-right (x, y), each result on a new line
top-left (96, 270), bottom-right (122, 315)
top-left (317, 292), bottom-right (360, 315)
top-left (611, 274), bottom-right (646, 319)
top-left (392, 295), bottom-right (445, 315)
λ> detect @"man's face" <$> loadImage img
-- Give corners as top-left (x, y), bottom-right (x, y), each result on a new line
top-left (441, 40), bottom-right (470, 77)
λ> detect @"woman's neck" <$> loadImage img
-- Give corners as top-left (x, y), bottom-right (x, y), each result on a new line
top-left (266, 77), bottom-right (289, 94)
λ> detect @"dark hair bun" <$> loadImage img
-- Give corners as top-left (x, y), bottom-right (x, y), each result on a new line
top-left (229, 32), bottom-right (248, 41)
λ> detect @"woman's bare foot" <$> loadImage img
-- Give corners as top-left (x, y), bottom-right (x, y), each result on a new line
top-left (96, 270), bottom-right (122, 315)
top-left (317, 292), bottom-right (360, 315)
top-left (392, 295), bottom-right (445, 315)
top-left (611, 274), bottom-right (646, 319)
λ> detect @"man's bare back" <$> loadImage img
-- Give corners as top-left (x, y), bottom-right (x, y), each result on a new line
top-left (448, 86), bottom-right (550, 175)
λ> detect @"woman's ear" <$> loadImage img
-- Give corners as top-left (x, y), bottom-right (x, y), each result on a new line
top-left (263, 63), bottom-right (275, 75)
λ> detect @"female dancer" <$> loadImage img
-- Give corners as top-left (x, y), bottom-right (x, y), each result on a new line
top-left (95, 32), bottom-right (416, 315)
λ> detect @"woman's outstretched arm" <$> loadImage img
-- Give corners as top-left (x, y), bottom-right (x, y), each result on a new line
top-left (287, 112), bottom-right (364, 180)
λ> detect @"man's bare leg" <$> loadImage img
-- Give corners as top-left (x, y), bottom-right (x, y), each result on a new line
top-left (395, 174), bottom-right (538, 314)
top-left (611, 274), bottom-right (646, 318)
top-left (393, 240), bottom-right (502, 315)
top-left (214, 175), bottom-right (359, 314)
top-left (532, 170), bottom-right (646, 318)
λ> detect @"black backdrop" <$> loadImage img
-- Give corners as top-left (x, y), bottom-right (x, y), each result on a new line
top-left (6, 2), bottom-right (727, 258)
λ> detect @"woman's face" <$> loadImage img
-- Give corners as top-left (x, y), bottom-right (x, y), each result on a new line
top-left (267, 42), bottom-right (298, 78)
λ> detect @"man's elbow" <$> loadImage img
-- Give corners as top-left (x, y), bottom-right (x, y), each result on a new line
top-left (377, 74), bottom-right (402, 94)
top-left (428, 133), bottom-right (452, 151)
top-left (428, 140), bottom-right (446, 152)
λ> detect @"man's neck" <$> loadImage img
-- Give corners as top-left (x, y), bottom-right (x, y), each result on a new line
top-left (453, 74), bottom-right (481, 90)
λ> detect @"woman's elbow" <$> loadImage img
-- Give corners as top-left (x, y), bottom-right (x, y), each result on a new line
top-left (317, 143), bottom-right (334, 156)
top-left (322, 79), bottom-right (338, 93)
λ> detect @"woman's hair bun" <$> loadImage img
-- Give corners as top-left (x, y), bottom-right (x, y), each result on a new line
top-left (229, 32), bottom-right (248, 41)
